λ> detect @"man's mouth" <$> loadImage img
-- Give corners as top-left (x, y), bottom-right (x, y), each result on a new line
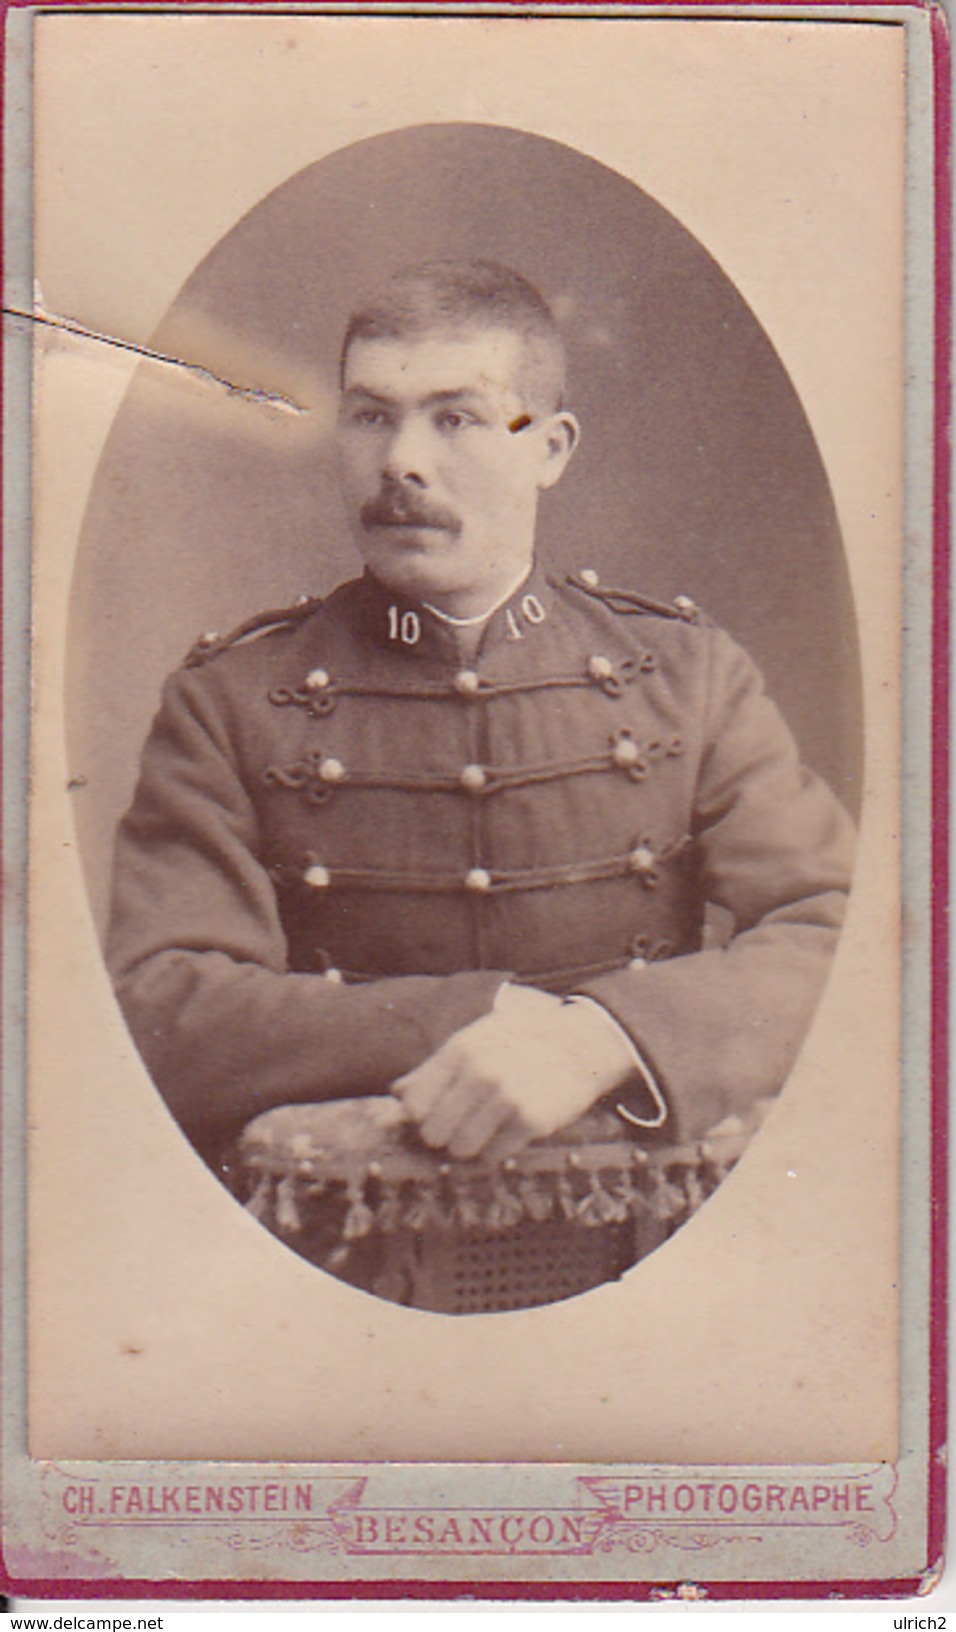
top-left (360, 495), bottom-right (461, 534)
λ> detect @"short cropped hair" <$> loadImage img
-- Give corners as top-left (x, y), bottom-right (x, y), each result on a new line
top-left (340, 259), bottom-right (567, 412)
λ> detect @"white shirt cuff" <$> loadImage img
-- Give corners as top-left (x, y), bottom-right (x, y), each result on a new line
top-left (563, 995), bottom-right (668, 1129)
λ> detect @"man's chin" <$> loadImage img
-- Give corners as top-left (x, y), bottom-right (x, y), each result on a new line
top-left (360, 533), bottom-right (462, 597)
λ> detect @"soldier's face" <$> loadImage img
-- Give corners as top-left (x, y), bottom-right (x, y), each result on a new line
top-left (336, 327), bottom-right (579, 616)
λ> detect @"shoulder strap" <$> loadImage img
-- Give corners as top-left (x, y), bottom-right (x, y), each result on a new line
top-left (564, 572), bottom-right (703, 624)
top-left (183, 592), bottom-right (325, 668)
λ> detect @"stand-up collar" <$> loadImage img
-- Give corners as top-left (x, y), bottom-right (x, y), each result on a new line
top-left (353, 561), bottom-right (558, 664)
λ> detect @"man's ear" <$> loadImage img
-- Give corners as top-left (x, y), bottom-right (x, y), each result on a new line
top-left (536, 411), bottom-right (581, 491)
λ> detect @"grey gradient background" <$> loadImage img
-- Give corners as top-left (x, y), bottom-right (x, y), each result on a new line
top-left (65, 123), bottom-right (861, 933)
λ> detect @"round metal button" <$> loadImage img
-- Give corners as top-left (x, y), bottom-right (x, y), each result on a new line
top-left (674, 594), bottom-right (697, 617)
top-left (612, 736), bottom-right (641, 768)
top-left (588, 654), bottom-right (614, 681)
top-left (459, 763), bottom-right (487, 793)
top-left (305, 668), bottom-right (331, 691)
top-left (319, 756), bottom-right (346, 783)
top-left (629, 846), bottom-right (656, 875)
top-left (454, 669), bottom-right (481, 696)
top-left (304, 863), bottom-right (331, 889)
top-left (628, 956), bottom-right (648, 971)
top-left (579, 568), bottom-right (600, 588)
top-left (464, 867), bottom-right (492, 893)
top-left (323, 966), bottom-right (343, 984)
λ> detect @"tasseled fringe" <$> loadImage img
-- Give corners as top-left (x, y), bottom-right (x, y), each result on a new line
top-left (237, 1132), bottom-right (744, 1243)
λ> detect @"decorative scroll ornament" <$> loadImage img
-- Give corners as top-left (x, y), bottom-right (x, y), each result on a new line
top-left (262, 734), bottom-right (684, 807)
top-left (267, 650), bottom-right (654, 721)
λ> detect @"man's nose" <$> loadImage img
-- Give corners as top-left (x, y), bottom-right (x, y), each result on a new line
top-left (381, 417), bottom-right (431, 486)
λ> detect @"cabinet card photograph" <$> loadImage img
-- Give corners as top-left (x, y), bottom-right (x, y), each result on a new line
top-left (4, 0), bottom-right (946, 1600)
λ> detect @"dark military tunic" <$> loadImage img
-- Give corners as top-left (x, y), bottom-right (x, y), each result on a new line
top-left (107, 563), bottom-right (855, 1156)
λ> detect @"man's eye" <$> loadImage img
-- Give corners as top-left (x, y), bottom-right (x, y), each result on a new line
top-left (351, 407), bottom-right (389, 428)
top-left (436, 409), bottom-right (476, 432)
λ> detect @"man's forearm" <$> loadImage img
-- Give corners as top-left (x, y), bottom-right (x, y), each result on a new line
top-left (578, 896), bottom-right (846, 1140)
top-left (115, 947), bottom-right (507, 1155)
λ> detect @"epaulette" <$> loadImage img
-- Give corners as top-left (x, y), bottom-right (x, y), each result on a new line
top-left (566, 570), bottom-right (704, 625)
top-left (183, 592), bottom-right (325, 668)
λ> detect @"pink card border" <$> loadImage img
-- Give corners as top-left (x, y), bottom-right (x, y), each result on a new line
top-left (2, 0), bottom-right (948, 1601)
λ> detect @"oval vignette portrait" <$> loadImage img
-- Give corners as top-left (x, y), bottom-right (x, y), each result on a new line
top-left (67, 123), bottom-right (861, 1316)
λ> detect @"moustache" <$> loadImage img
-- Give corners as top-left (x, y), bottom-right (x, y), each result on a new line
top-left (360, 493), bottom-right (461, 534)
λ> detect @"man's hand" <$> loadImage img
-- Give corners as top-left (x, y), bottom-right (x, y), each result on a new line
top-left (391, 984), bottom-right (637, 1162)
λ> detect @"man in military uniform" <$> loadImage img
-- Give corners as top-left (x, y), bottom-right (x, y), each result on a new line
top-left (108, 258), bottom-right (854, 1183)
